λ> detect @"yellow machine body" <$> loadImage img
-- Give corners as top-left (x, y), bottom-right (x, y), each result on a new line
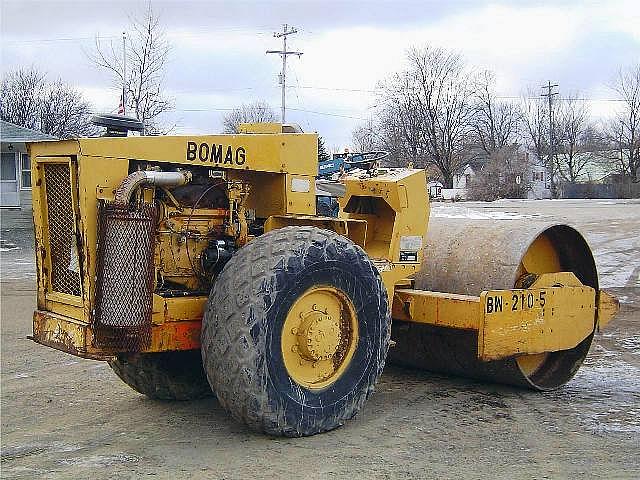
top-left (28, 124), bottom-right (618, 382)
top-left (28, 125), bottom-right (430, 359)
top-left (393, 272), bottom-right (618, 361)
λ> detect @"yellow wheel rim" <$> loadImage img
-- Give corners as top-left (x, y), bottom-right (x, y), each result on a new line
top-left (515, 233), bottom-right (563, 376)
top-left (281, 285), bottom-right (359, 390)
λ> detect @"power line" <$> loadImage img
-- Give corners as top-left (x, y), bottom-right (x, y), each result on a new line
top-left (291, 69), bottom-right (303, 106)
top-left (287, 85), bottom-right (377, 93)
top-left (88, 105), bottom-right (367, 121)
top-left (172, 108), bottom-right (237, 112)
top-left (166, 83), bottom-right (625, 102)
top-left (87, 107), bottom-right (237, 114)
top-left (2, 34), bottom-right (120, 44)
top-left (495, 95), bottom-right (625, 102)
top-left (287, 107), bottom-right (367, 121)
top-left (159, 106), bottom-right (366, 119)
top-left (1, 26), bottom-right (275, 45)
top-left (286, 86), bottom-right (626, 101)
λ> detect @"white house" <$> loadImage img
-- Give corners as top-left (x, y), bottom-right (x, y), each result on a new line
top-left (446, 159), bottom-right (552, 200)
top-left (427, 180), bottom-right (443, 199)
top-left (1, 120), bottom-right (56, 228)
top-left (435, 164), bottom-right (476, 200)
top-left (528, 163), bottom-right (551, 199)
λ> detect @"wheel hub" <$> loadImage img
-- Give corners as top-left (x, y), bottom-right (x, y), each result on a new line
top-left (281, 286), bottom-right (359, 390)
top-left (297, 311), bottom-right (342, 361)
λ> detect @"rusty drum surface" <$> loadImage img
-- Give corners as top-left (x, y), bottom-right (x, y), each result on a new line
top-left (390, 217), bottom-right (599, 390)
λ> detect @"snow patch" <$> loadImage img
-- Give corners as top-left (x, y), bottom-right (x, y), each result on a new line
top-left (58, 453), bottom-right (140, 467)
top-left (557, 357), bottom-right (640, 434)
top-left (431, 204), bottom-right (534, 220)
top-left (590, 236), bottom-right (639, 288)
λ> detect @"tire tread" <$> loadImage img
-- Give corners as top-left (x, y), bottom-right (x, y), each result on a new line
top-left (201, 226), bottom-right (390, 436)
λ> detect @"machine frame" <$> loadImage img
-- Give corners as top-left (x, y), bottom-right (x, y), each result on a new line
top-left (28, 124), bottom-right (617, 371)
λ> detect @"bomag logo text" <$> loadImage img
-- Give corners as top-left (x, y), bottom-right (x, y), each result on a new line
top-left (186, 141), bottom-right (246, 166)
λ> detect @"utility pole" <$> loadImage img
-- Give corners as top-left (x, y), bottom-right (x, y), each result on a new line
top-left (541, 81), bottom-right (559, 197)
top-left (266, 24), bottom-right (303, 123)
top-left (619, 119), bottom-right (624, 174)
top-left (122, 31), bottom-right (127, 116)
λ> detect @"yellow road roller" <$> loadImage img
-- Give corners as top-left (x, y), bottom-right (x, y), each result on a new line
top-left (28, 120), bottom-right (618, 436)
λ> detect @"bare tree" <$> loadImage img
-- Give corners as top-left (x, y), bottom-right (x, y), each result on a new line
top-left (609, 64), bottom-right (640, 182)
top-left (468, 145), bottom-right (531, 201)
top-left (39, 80), bottom-right (96, 138)
top-left (374, 46), bottom-right (474, 186)
top-left (351, 119), bottom-right (377, 153)
top-left (90, 4), bottom-right (171, 132)
top-left (222, 100), bottom-right (277, 134)
top-left (519, 90), bottom-right (552, 187)
top-left (0, 67), bottom-right (45, 129)
top-left (1, 67), bottom-right (95, 138)
top-left (519, 91), bottom-right (548, 164)
top-left (471, 70), bottom-right (520, 157)
top-left (375, 71), bottom-right (425, 167)
top-left (602, 118), bottom-right (630, 178)
top-left (555, 95), bottom-right (592, 182)
top-left (351, 116), bottom-right (403, 166)
top-left (412, 46), bottom-right (475, 186)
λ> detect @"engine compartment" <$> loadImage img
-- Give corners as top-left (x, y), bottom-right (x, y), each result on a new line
top-left (130, 162), bottom-right (261, 296)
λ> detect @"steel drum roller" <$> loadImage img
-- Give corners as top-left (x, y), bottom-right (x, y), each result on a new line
top-left (389, 218), bottom-right (599, 390)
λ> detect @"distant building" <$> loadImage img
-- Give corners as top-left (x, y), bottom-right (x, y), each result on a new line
top-left (1, 120), bottom-right (56, 228)
top-left (529, 163), bottom-right (551, 199)
top-left (555, 151), bottom-right (638, 199)
top-left (427, 181), bottom-right (443, 199)
top-left (448, 163), bottom-right (475, 200)
top-left (447, 155), bottom-right (552, 200)
top-left (556, 152), bottom-right (613, 184)
top-left (453, 163), bottom-right (475, 190)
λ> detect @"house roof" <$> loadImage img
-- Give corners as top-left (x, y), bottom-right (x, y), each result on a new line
top-left (0, 120), bottom-right (57, 143)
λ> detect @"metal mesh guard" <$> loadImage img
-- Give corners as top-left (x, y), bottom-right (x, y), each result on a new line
top-left (44, 163), bottom-right (82, 296)
top-left (93, 201), bottom-right (158, 351)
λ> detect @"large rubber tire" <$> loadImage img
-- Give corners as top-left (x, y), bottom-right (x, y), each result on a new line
top-left (108, 350), bottom-right (212, 400)
top-left (201, 226), bottom-right (390, 437)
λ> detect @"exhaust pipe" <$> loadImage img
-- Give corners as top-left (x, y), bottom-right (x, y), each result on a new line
top-left (114, 170), bottom-right (192, 205)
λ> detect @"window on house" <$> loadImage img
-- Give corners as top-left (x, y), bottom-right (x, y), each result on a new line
top-left (1, 153), bottom-right (17, 181)
top-left (465, 174), bottom-right (472, 185)
top-left (1, 152), bottom-right (19, 207)
top-left (20, 154), bottom-right (31, 189)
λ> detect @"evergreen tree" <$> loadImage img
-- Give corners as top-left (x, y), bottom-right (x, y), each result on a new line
top-left (318, 136), bottom-right (330, 162)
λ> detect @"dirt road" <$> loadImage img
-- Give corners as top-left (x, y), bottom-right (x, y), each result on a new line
top-left (1, 199), bottom-right (638, 479)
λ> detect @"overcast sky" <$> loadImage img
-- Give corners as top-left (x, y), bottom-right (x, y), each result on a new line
top-left (1, 0), bottom-right (639, 149)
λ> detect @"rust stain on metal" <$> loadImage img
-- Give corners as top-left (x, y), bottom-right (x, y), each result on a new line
top-left (33, 311), bottom-right (81, 356)
top-left (146, 320), bottom-right (202, 352)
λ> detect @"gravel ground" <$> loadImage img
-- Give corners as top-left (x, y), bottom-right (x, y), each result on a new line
top-left (1, 199), bottom-right (638, 479)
